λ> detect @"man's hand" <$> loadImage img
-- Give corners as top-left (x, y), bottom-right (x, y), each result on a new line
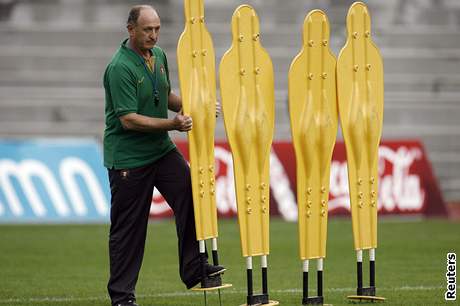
top-left (173, 112), bottom-right (193, 132)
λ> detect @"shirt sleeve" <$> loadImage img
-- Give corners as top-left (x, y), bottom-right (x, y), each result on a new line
top-left (107, 63), bottom-right (138, 117)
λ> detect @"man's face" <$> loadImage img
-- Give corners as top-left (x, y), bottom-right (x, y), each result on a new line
top-left (128, 8), bottom-right (161, 52)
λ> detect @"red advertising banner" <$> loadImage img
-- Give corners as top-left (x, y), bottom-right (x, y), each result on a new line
top-left (149, 140), bottom-right (448, 219)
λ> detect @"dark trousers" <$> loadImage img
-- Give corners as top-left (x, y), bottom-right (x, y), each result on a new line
top-left (107, 149), bottom-right (203, 305)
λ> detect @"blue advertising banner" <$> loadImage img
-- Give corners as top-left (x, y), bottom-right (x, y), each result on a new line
top-left (0, 139), bottom-right (110, 223)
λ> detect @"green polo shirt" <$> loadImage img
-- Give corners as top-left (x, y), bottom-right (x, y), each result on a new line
top-left (103, 39), bottom-right (176, 169)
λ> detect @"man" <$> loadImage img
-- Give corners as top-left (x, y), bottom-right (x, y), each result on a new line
top-left (103, 5), bottom-right (224, 306)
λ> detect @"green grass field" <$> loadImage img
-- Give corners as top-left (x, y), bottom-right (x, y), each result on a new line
top-left (0, 218), bottom-right (458, 306)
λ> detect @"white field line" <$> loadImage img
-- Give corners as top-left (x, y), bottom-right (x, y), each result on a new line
top-left (0, 286), bottom-right (443, 304)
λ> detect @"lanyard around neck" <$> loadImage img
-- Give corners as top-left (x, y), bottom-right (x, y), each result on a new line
top-left (131, 47), bottom-right (160, 105)
top-left (142, 58), bottom-right (160, 105)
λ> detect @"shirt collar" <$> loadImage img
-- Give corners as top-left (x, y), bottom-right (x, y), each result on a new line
top-left (121, 38), bottom-right (148, 66)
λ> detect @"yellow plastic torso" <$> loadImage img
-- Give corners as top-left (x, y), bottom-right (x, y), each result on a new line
top-left (219, 5), bottom-right (275, 257)
top-left (177, 0), bottom-right (218, 240)
top-left (289, 10), bottom-right (338, 260)
top-left (337, 2), bottom-right (384, 250)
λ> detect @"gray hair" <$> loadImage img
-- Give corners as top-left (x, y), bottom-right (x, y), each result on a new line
top-left (127, 5), bottom-right (156, 26)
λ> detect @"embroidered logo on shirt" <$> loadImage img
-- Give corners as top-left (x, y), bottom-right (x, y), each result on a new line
top-left (160, 66), bottom-right (165, 74)
top-left (120, 170), bottom-right (129, 180)
top-left (138, 76), bottom-right (144, 84)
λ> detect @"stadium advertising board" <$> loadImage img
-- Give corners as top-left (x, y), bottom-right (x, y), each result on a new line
top-left (0, 139), bottom-right (446, 223)
top-left (151, 140), bottom-right (447, 219)
top-left (0, 139), bottom-right (110, 223)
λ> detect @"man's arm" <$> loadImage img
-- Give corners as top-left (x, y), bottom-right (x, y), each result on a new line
top-left (168, 91), bottom-right (182, 112)
top-left (168, 91), bottom-right (222, 118)
top-left (119, 112), bottom-right (192, 132)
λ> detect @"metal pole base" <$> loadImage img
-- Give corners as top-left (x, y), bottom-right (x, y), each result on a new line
top-left (347, 294), bottom-right (386, 302)
top-left (302, 296), bottom-right (324, 305)
top-left (357, 286), bottom-right (376, 296)
top-left (240, 300), bottom-right (279, 306)
top-left (247, 294), bottom-right (269, 305)
top-left (200, 274), bottom-right (223, 288)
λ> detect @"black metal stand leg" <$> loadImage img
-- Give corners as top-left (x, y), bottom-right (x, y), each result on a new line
top-left (262, 267), bottom-right (268, 295)
top-left (370, 248), bottom-right (375, 288)
top-left (212, 238), bottom-right (219, 265)
top-left (200, 243), bottom-right (207, 284)
top-left (247, 256), bottom-right (253, 304)
top-left (259, 255), bottom-right (269, 304)
top-left (357, 261), bottom-right (363, 295)
top-left (368, 248), bottom-right (376, 296)
top-left (303, 259), bottom-right (309, 303)
top-left (303, 270), bottom-right (309, 301)
top-left (317, 270), bottom-right (323, 297)
top-left (246, 266), bottom-right (254, 306)
top-left (212, 250), bottom-right (219, 265)
top-left (370, 260), bottom-right (375, 287)
top-left (247, 268), bottom-right (253, 297)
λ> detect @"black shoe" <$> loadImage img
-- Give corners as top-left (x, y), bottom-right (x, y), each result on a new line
top-left (185, 264), bottom-right (227, 289)
top-left (205, 264), bottom-right (226, 276)
top-left (115, 300), bottom-right (138, 306)
top-left (186, 278), bottom-right (201, 289)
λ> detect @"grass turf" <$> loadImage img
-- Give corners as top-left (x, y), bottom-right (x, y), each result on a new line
top-left (0, 218), bottom-right (458, 305)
